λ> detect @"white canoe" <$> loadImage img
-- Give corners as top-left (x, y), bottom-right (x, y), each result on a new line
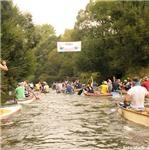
top-left (118, 105), bottom-right (149, 127)
top-left (17, 96), bottom-right (36, 104)
top-left (0, 105), bottom-right (22, 120)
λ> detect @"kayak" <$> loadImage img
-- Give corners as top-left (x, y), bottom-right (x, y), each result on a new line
top-left (0, 105), bottom-right (22, 120)
top-left (118, 104), bottom-right (149, 127)
top-left (17, 95), bottom-right (36, 104)
top-left (84, 91), bottom-right (112, 97)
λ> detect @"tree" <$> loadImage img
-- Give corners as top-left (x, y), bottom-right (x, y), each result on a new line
top-left (1, 1), bottom-right (37, 102)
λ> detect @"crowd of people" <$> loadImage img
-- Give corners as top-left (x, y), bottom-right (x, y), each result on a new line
top-left (52, 80), bottom-right (82, 94)
top-left (88, 76), bottom-right (149, 111)
top-left (1, 59), bottom-right (149, 111)
top-left (34, 81), bottom-right (50, 93)
top-left (15, 81), bottom-right (50, 101)
top-left (1, 60), bottom-right (50, 101)
top-left (52, 76), bottom-right (149, 111)
top-left (52, 76), bottom-right (149, 94)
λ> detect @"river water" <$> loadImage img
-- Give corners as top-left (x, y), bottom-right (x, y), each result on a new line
top-left (1, 90), bottom-right (149, 150)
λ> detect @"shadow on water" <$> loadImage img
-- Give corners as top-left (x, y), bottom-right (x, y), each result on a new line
top-left (1, 90), bottom-right (149, 150)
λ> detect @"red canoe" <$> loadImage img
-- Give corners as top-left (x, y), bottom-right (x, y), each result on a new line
top-left (84, 91), bottom-right (112, 97)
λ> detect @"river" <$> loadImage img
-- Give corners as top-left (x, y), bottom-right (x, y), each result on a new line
top-left (1, 90), bottom-right (149, 150)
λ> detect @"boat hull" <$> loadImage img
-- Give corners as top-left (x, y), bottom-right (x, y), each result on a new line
top-left (0, 105), bottom-right (22, 120)
top-left (118, 105), bottom-right (149, 127)
top-left (84, 91), bottom-right (112, 97)
top-left (17, 96), bottom-right (35, 104)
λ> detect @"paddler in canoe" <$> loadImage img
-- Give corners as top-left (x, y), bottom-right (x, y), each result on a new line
top-left (65, 82), bottom-right (73, 94)
top-left (84, 78), bottom-right (94, 93)
top-left (94, 81), bottom-right (112, 96)
top-left (15, 82), bottom-right (26, 101)
top-left (15, 82), bottom-right (39, 103)
top-left (99, 81), bottom-right (109, 94)
top-left (77, 77), bottom-right (94, 95)
top-left (123, 77), bottom-right (149, 111)
top-left (74, 80), bottom-right (82, 92)
top-left (142, 76), bottom-right (149, 91)
top-left (84, 79), bottom-right (114, 96)
top-left (107, 79), bottom-right (113, 93)
top-left (43, 82), bottom-right (50, 93)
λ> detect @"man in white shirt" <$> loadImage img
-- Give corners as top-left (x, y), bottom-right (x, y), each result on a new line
top-left (124, 77), bottom-right (149, 110)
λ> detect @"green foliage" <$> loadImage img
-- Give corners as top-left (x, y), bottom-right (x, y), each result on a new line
top-left (74, 1), bottom-right (149, 79)
top-left (1, 1), bottom-right (37, 102)
top-left (79, 72), bottom-right (100, 83)
top-left (34, 24), bottom-right (57, 82)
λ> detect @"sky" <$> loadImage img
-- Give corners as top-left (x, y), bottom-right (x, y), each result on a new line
top-left (13, 0), bottom-right (89, 35)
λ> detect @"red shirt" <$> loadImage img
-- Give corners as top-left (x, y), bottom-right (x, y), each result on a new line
top-left (142, 80), bottom-right (149, 91)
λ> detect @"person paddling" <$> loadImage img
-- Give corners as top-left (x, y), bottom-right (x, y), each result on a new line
top-left (78, 77), bottom-right (94, 95)
top-left (100, 81), bottom-right (109, 94)
top-left (142, 76), bottom-right (149, 91)
top-left (15, 82), bottom-right (25, 100)
top-left (124, 77), bottom-right (149, 111)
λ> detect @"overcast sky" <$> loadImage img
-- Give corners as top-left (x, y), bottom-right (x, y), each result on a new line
top-left (13, 0), bottom-right (89, 35)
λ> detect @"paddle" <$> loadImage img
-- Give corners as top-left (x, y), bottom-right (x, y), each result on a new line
top-left (78, 89), bottom-right (83, 95)
top-left (13, 96), bottom-right (18, 104)
top-left (29, 90), bottom-right (40, 100)
top-left (91, 76), bottom-right (94, 87)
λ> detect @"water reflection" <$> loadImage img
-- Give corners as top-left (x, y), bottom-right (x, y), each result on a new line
top-left (1, 91), bottom-right (149, 150)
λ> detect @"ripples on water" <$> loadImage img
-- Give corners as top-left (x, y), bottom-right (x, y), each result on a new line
top-left (1, 90), bottom-right (149, 150)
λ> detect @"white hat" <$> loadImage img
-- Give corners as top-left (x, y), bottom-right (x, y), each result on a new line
top-left (103, 81), bottom-right (107, 84)
top-left (144, 76), bottom-right (148, 80)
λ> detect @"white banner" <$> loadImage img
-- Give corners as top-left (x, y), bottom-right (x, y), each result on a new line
top-left (57, 41), bottom-right (81, 52)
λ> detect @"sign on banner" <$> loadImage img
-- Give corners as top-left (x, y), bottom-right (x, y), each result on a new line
top-left (57, 41), bottom-right (81, 52)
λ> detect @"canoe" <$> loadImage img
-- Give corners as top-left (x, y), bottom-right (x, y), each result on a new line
top-left (17, 95), bottom-right (36, 104)
top-left (118, 104), bottom-right (149, 127)
top-left (84, 91), bottom-right (112, 97)
top-left (0, 105), bottom-right (22, 120)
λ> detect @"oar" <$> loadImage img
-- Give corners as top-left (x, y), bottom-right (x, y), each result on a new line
top-left (28, 89), bottom-right (40, 100)
top-left (13, 96), bottom-right (18, 104)
top-left (78, 89), bottom-right (83, 95)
